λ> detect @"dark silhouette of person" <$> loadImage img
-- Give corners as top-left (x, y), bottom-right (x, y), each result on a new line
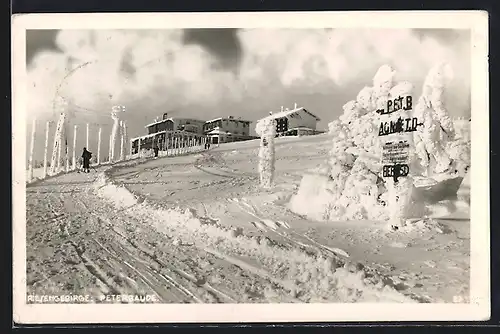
top-left (153, 139), bottom-right (159, 158)
top-left (81, 147), bottom-right (92, 173)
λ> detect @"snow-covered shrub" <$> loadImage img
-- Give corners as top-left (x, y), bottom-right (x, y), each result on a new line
top-left (335, 159), bottom-right (386, 220)
top-left (446, 118), bottom-right (471, 176)
top-left (372, 64), bottom-right (396, 111)
top-left (325, 120), bottom-right (355, 203)
top-left (338, 100), bottom-right (363, 127)
top-left (290, 62), bottom-right (465, 226)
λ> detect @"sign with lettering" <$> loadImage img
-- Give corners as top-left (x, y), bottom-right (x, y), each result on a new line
top-left (378, 117), bottom-right (422, 136)
top-left (381, 141), bottom-right (410, 165)
top-left (378, 95), bottom-right (416, 182)
top-left (376, 96), bottom-right (413, 115)
top-left (381, 140), bottom-right (411, 181)
top-left (382, 164), bottom-right (409, 179)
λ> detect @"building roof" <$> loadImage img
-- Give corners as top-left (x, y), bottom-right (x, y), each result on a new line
top-left (145, 118), bottom-right (172, 128)
top-left (131, 130), bottom-right (168, 140)
top-left (259, 107), bottom-right (321, 122)
top-left (145, 117), bottom-right (205, 128)
top-left (205, 117), bottom-right (252, 124)
top-left (131, 129), bottom-right (201, 141)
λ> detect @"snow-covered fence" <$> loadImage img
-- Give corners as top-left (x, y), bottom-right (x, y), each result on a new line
top-left (27, 105), bottom-right (206, 184)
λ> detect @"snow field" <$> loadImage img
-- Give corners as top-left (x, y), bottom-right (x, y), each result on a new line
top-left (94, 169), bottom-right (415, 302)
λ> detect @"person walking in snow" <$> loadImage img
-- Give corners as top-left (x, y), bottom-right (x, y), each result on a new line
top-left (81, 147), bottom-right (92, 173)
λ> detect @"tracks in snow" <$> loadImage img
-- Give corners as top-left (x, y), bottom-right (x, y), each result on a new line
top-left (227, 197), bottom-right (350, 259)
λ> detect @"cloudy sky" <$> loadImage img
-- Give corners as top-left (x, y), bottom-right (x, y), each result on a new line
top-left (25, 28), bottom-right (471, 162)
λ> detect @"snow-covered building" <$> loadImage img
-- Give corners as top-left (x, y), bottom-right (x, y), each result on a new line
top-left (257, 106), bottom-right (321, 137)
top-left (130, 113), bottom-right (205, 154)
top-left (145, 113), bottom-right (205, 136)
top-left (203, 116), bottom-right (256, 144)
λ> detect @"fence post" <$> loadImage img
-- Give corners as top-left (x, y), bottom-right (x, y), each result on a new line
top-left (42, 121), bottom-right (50, 179)
top-left (72, 124), bottom-right (77, 170)
top-left (27, 119), bottom-right (36, 182)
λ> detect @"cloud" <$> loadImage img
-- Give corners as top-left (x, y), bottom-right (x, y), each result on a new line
top-left (237, 28), bottom-right (469, 91)
top-left (234, 28), bottom-right (470, 119)
top-left (26, 28), bottom-right (470, 124)
top-left (27, 29), bottom-right (240, 121)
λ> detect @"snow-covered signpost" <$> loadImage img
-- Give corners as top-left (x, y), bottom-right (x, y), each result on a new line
top-left (109, 105), bottom-right (126, 163)
top-left (49, 97), bottom-right (68, 176)
top-left (256, 117), bottom-right (276, 189)
top-left (377, 81), bottom-right (418, 229)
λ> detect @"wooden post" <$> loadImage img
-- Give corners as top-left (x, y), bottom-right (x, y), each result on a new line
top-left (119, 121), bottom-right (125, 161)
top-left (97, 127), bottom-right (102, 165)
top-left (138, 138), bottom-right (141, 158)
top-left (42, 121), bottom-right (49, 179)
top-left (122, 120), bottom-right (128, 158)
top-left (128, 139), bottom-right (134, 159)
top-left (166, 136), bottom-right (170, 157)
top-left (57, 127), bottom-right (63, 172)
top-left (72, 124), bottom-right (77, 170)
top-left (27, 119), bottom-right (36, 182)
top-left (65, 135), bottom-right (70, 173)
top-left (108, 133), bottom-right (113, 163)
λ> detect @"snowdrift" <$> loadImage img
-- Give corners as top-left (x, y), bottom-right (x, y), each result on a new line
top-left (288, 64), bottom-right (471, 226)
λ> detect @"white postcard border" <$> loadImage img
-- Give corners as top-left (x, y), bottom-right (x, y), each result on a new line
top-left (12, 11), bottom-right (490, 324)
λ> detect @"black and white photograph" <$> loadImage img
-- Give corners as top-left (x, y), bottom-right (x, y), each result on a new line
top-left (12, 11), bottom-right (489, 323)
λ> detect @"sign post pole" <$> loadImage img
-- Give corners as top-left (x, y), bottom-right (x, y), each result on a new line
top-left (377, 82), bottom-right (418, 229)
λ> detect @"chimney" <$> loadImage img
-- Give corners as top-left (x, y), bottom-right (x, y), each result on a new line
top-left (269, 111), bottom-right (273, 115)
top-left (280, 106), bottom-right (284, 112)
top-left (163, 112), bottom-right (168, 120)
top-left (294, 103), bottom-right (297, 109)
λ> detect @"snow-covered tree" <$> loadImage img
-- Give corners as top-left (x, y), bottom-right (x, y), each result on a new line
top-left (412, 63), bottom-right (455, 175)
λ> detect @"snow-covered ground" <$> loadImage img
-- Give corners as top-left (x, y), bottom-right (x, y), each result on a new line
top-left (26, 134), bottom-right (470, 303)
